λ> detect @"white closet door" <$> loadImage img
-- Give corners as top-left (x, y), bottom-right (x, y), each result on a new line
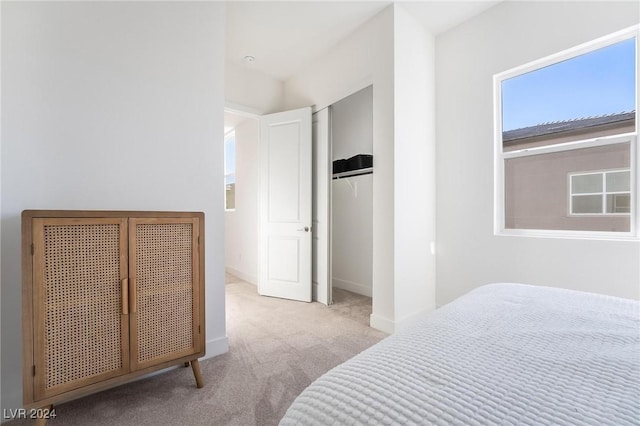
top-left (312, 109), bottom-right (331, 305)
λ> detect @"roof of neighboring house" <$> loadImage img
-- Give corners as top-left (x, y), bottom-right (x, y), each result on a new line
top-left (502, 110), bottom-right (636, 143)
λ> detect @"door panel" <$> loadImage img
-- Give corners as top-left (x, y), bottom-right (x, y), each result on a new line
top-left (32, 218), bottom-right (129, 400)
top-left (267, 237), bottom-right (301, 283)
top-left (267, 122), bottom-right (302, 222)
top-left (259, 107), bottom-right (312, 302)
top-left (129, 217), bottom-right (200, 370)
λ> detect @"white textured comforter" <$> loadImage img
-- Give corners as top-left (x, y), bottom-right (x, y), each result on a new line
top-left (280, 283), bottom-right (640, 425)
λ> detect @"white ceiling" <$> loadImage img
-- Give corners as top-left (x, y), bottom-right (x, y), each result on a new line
top-left (226, 1), bottom-right (501, 82)
top-left (401, 1), bottom-right (501, 35)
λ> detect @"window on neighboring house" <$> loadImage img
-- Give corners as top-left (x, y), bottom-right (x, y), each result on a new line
top-left (495, 27), bottom-right (637, 237)
top-left (570, 169), bottom-right (631, 215)
top-left (225, 130), bottom-right (236, 211)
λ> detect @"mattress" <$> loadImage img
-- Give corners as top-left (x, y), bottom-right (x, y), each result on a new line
top-left (280, 283), bottom-right (640, 425)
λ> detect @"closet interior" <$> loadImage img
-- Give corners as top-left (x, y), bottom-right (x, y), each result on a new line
top-left (330, 85), bottom-right (374, 301)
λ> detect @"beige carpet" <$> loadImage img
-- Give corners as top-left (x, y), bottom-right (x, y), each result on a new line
top-left (9, 275), bottom-right (387, 426)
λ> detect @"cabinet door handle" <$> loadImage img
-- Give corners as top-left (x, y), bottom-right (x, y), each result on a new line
top-left (121, 278), bottom-right (129, 315)
top-left (130, 278), bottom-right (137, 314)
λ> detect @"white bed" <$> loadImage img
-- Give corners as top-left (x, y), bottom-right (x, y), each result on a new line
top-left (280, 283), bottom-right (640, 425)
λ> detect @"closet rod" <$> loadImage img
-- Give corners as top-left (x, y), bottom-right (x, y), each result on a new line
top-left (332, 167), bottom-right (373, 180)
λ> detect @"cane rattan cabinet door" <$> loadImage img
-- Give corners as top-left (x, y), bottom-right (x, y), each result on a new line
top-left (129, 217), bottom-right (201, 370)
top-left (31, 218), bottom-right (130, 401)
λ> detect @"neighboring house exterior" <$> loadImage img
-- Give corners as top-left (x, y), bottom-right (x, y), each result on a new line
top-left (503, 111), bottom-right (634, 232)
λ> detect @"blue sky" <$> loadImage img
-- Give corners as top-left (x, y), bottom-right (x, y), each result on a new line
top-left (502, 37), bottom-right (636, 131)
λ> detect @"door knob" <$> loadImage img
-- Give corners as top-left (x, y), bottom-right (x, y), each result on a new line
top-left (297, 226), bottom-right (310, 232)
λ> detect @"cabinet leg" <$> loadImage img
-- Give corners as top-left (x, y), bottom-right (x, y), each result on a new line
top-left (34, 405), bottom-right (53, 426)
top-left (190, 359), bottom-right (204, 388)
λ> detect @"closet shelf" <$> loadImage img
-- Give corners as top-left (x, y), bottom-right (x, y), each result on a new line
top-left (332, 167), bottom-right (373, 180)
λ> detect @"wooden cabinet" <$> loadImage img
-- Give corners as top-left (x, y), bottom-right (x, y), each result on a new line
top-left (22, 211), bottom-right (205, 417)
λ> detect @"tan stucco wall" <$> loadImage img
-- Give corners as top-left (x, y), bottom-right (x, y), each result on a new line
top-left (505, 142), bottom-right (631, 232)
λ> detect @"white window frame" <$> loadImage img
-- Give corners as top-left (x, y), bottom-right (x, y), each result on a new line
top-left (224, 129), bottom-right (236, 211)
top-left (569, 168), bottom-right (632, 216)
top-left (494, 25), bottom-right (639, 240)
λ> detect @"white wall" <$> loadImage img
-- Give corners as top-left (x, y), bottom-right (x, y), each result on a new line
top-left (285, 6), bottom-right (396, 331)
top-left (436, 1), bottom-right (640, 306)
top-left (331, 86), bottom-right (374, 160)
top-left (225, 118), bottom-right (260, 284)
top-left (393, 5), bottom-right (437, 328)
top-left (332, 176), bottom-right (373, 296)
top-left (331, 86), bottom-right (374, 297)
top-left (1, 2), bottom-right (227, 412)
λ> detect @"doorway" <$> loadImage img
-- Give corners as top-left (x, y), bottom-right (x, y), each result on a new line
top-left (328, 86), bottom-right (374, 301)
top-left (224, 87), bottom-right (373, 315)
top-left (223, 109), bottom-right (260, 285)
top-left (223, 106), bottom-right (313, 303)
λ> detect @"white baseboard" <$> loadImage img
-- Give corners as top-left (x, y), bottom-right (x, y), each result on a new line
top-left (203, 335), bottom-right (229, 360)
top-left (369, 313), bottom-right (395, 334)
top-left (225, 267), bottom-right (257, 285)
top-left (332, 277), bottom-right (372, 297)
top-left (370, 307), bottom-right (435, 335)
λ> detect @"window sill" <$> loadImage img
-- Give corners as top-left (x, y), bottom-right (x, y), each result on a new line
top-left (495, 228), bottom-right (639, 242)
